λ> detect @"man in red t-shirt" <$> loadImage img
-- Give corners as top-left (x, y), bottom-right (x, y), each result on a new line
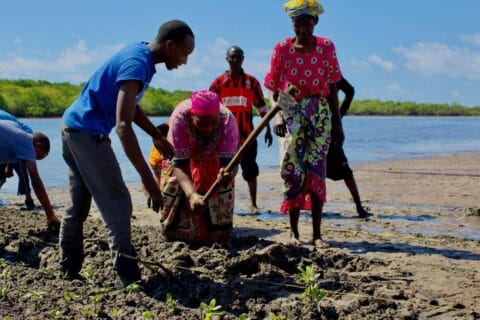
top-left (210, 46), bottom-right (272, 214)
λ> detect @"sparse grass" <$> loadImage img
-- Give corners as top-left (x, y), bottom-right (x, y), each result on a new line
top-left (201, 298), bottom-right (223, 320)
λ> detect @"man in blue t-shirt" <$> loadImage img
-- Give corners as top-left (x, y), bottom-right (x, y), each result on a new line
top-left (60, 20), bottom-right (195, 288)
top-left (0, 110), bottom-right (60, 230)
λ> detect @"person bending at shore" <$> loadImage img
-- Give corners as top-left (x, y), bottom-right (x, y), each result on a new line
top-left (159, 90), bottom-right (239, 247)
top-left (209, 46), bottom-right (273, 214)
top-left (327, 77), bottom-right (372, 218)
top-left (60, 20), bottom-right (195, 288)
top-left (0, 110), bottom-right (61, 230)
top-left (148, 123), bottom-right (170, 195)
top-left (264, 0), bottom-right (344, 248)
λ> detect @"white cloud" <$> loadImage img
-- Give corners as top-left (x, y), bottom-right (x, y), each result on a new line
top-left (349, 59), bottom-right (370, 71)
top-left (394, 42), bottom-right (480, 80)
top-left (0, 40), bottom-right (123, 82)
top-left (367, 54), bottom-right (396, 72)
top-left (459, 33), bottom-right (480, 47)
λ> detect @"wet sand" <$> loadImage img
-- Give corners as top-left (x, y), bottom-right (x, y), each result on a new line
top-left (1, 152), bottom-right (479, 318)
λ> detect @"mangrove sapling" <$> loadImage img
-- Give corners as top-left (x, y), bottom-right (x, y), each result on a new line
top-left (90, 292), bottom-right (108, 317)
top-left (127, 282), bottom-right (143, 293)
top-left (100, 286), bottom-right (110, 294)
top-left (24, 290), bottom-right (46, 311)
top-left (81, 266), bottom-right (95, 284)
top-left (297, 264), bottom-right (325, 301)
top-left (200, 298), bottom-right (223, 320)
top-left (0, 286), bottom-right (9, 299)
top-left (142, 310), bottom-right (154, 319)
top-left (166, 292), bottom-right (178, 314)
top-left (1, 266), bottom-right (10, 299)
top-left (81, 306), bottom-right (94, 319)
top-left (63, 291), bottom-right (78, 301)
top-left (269, 312), bottom-right (287, 320)
top-left (111, 307), bottom-right (121, 319)
top-left (48, 310), bottom-right (65, 319)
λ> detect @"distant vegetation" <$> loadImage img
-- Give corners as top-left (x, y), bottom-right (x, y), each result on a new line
top-left (0, 79), bottom-right (190, 117)
top-left (0, 79), bottom-right (479, 117)
top-left (349, 99), bottom-right (480, 116)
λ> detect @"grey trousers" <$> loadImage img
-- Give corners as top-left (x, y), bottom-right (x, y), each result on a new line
top-left (60, 127), bottom-right (139, 278)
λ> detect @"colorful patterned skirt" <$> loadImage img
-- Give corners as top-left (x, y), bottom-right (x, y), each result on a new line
top-left (278, 96), bottom-right (332, 214)
top-left (158, 160), bottom-right (234, 244)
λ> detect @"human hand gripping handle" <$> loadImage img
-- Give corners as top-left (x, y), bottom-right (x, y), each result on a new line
top-left (217, 167), bottom-right (234, 187)
top-left (273, 88), bottom-right (298, 137)
top-left (188, 192), bottom-right (205, 215)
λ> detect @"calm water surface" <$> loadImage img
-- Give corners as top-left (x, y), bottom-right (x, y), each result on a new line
top-left (1, 116), bottom-right (479, 194)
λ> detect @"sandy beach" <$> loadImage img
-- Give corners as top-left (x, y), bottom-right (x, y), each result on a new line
top-left (1, 152), bottom-right (479, 319)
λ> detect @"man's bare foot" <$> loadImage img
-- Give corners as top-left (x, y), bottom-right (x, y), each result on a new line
top-left (249, 205), bottom-right (260, 215)
top-left (357, 206), bottom-right (373, 218)
top-left (313, 238), bottom-right (329, 249)
top-left (288, 232), bottom-right (302, 246)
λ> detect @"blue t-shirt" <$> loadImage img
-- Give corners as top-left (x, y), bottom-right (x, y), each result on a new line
top-left (0, 120), bottom-right (35, 164)
top-left (63, 42), bottom-right (156, 135)
top-left (0, 109), bottom-right (33, 133)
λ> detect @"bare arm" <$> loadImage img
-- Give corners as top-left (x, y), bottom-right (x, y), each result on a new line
top-left (258, 109), bottom-right (273, 147)
top-left (173, 165), bottom-right (204, 214)
top-left (115, 80), bottom-right (163, 212)
top-left (337, 77), bottom-right (355, 117)
top-left (267, 90), bottom-right (286, 137)
top-left (133, 106), bottom-right (173, 159)
top-left (24, 160), bottom-right (60, 228)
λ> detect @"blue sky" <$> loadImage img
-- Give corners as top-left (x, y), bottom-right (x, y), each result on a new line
top-left (1, 1), bottom-right (479, 106)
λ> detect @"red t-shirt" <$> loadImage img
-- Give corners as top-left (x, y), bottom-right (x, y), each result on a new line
top-left (210, 71), bottom-right (268, 144)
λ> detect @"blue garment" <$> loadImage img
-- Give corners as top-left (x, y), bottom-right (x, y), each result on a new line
top-left (0, 120), bottom-right (35, 163)
top-left (62, 42), bottom-right (156, 135)
top-left (0, 110), bottom-right (33, 133)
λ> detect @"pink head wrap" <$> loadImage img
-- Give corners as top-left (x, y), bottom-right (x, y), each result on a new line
top-left (190, 90), bottom-right (220, 116)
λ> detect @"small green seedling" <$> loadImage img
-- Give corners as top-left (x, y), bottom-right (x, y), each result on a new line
top-left (127, 282), bottom-right (143, 293)
top-left (200, 298), bottom-right (223, 320)
top-left (24, 290), bottom-right (46, 311)
top-left (112, 307), bottom-right (121, 319)
top-left (82, 307), bottom-right (94, 319)
top-left (100, 286), bottom-right (110, 294)
top-left (1, 286), bottom-right (9, 299)
top-left (48, 310), bottom-right (64, 319)
top-left (297, 264), bottom-right (325, 301)
top-left (81, 266), bottom-right (95, 284)
top-left (90, 293), bottom-right (103, 310)
top-left (63, 291), bottom-right (78, 301)
top-left (0, 258), bottom-right (7, 268)
top-left (142, 310), bottom-right (154, 319)
top-left (166, 293), bottom-right (178, 313)
top-left (269, 312), bottom-right (287, 320)
top-left (239, 314), bottom-right (250, 320)
top-left (1, 267), bottom-right (10, 280)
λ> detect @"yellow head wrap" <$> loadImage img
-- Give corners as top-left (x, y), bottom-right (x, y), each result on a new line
top-left (284, 0), bottom-right (324, 18)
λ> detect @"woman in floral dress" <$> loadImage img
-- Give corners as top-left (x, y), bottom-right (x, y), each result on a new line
top-left (264, 0), bottom-right (344, 248)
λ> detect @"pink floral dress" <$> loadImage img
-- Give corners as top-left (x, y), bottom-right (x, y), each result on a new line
top-left (159, 100), bottom-right (239, 243)
top-left (264, 36), bottom-right (342, 214)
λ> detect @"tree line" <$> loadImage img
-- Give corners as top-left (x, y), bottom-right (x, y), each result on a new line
top-left (1, 79), bottom-right (479, 117)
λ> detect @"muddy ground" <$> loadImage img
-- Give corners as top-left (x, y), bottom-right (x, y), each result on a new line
top-left (1, 152), bottom-right (479, 319)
